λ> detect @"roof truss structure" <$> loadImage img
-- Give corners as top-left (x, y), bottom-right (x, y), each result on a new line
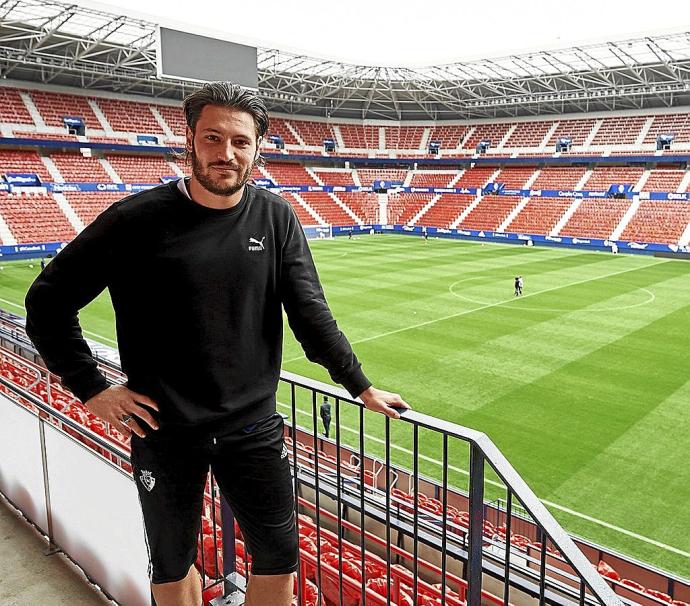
top-left (0, 0), bottom-right (689, 120)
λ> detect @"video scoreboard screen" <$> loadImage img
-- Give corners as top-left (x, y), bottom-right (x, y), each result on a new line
top-left (156, 27), bottom-right (258, 89)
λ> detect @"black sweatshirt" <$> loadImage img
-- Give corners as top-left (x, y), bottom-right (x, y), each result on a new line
top-left (25, 181), bottom-right (371, 432)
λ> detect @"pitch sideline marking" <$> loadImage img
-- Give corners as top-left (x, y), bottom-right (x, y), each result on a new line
top-left (0, 297), bottom-right (118, 345)
top-left (277, 400), bottom-right (690, 558)
top-left (283, 259), bottom-right (667, 364)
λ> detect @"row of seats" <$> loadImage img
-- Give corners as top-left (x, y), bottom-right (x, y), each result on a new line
top-left (3, 86), bottom-right (690, 151)
top-left (6, 150), bottom-right (686, 196)
top-left (1, 187), bottom-right (688, 244)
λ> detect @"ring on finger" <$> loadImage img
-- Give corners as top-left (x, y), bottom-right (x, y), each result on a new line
top-left (121, 413), bottom-right (133, 424)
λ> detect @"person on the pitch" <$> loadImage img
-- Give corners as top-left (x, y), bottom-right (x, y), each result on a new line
top-left (25, 81), bottom-right (410, 606)
top-left (320, 395), bottom-right (332, 438)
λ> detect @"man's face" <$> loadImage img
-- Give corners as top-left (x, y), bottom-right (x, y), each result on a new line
top-left (186, 105), bottom-right (259, 197)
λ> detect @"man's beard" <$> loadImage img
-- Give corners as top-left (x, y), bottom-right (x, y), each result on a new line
top-left (190, 146), bottom-right (253, 197)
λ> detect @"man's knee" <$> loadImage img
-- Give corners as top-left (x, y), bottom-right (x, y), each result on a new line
top-left (250, 529), bottom-right (299, 576)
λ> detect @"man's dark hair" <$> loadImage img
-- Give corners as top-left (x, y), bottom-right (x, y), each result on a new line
top-left (183, 81), bottom-right (269, 140)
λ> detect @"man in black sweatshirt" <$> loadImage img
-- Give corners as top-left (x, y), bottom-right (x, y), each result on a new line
top-left (25, 82), bottom-right (409, 606)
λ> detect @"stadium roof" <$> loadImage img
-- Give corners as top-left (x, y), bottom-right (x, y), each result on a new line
top-left (1, 0), bottom-right (690, 120)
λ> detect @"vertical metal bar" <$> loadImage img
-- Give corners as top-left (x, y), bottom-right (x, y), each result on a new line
top-left (503, 490), bottom-right (513, 606)
top-left (335, 397), bottom-right (343, 606)
top-left (579, 579), bottom-right (586, 606)
top-left (210, 475), bottom-right (221, 582)
top-left (385, 416), bottom-right (391, 606)
top-left (359, 405), bottom-right (366, 606)
top-left (291, 382), bottom-right (302, 606)
top-left (412, 424), bottom-right (419, 605)
top-left (220, 492), bottom-right (236, 597)
top-left (539, 535), bottom-right (548, 606)
top-left (441, 434), bottom-right (448, 605)
top-left (312, 391), bottom-right (322, 605)
top-left (467, 444), bottom-right (484, 606)
top-left (38, 415), bottom-right (58, 553)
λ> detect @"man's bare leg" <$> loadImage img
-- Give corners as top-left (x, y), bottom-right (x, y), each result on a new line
top-left (151, 564), bottom-right (202, 606)
top-left (245, 573), bottom-right (293, 606)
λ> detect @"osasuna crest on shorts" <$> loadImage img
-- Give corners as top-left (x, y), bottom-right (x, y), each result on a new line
top-left (139, 469), bottom-right (156, 492)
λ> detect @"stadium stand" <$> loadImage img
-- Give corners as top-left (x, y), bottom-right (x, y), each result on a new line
top-left (64, 192), bottom-right (123, 225)
top-left (0, 149), bottom-right (52, 181)
top-left (416, 194), bottom-right (477, 228)
top-left (591, 116), bottom-right (648, 146)
top-left (0, 88), bottom-right (34, 124)
top-left (546, 118), bottom-right (597, 147)
top-left (29, 89), bottom-right (102, 130)
top-left (105, 154), bottom-right (175, 183)
top-left (96, 97), bottom-right (165, 134)
top-left (620, 200), bottom-right (690, 243)
top-left (559, 199), bottom-right (631, 239)
top-left (505, 120), bottom-right (553, 148)
top-left (0, 191), bottom-right (76, 243)
top-left (49, 152), bottom-right (113, 183)
top-left (505, 197), bottom-right (574, 235)
top-left (643, 113), bottom-right (690, 145)
top-left (290, 119), bottom-right (336, 147)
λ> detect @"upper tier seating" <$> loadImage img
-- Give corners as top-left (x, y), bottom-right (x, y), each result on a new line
top-left (559, 199), bottom-right (630, 239)
top-left (505, 121), bottom-right (552, 148)
top-left (547, 118), bottom-right (596, 147)
top-left (106, 154), bottom-right (175, 183)
top-left (289, 120), bottom-right (335, 147)
top-left (97, 98), bottom-right (164, 134)
top-left (620, 200), bottom-right (690, 244)
top-left (0, 192), bottom-right (76, 243)
top-left (49, 152), bottom-right (112, 182)
top-left (339, 125), bottom-right (379, 149)
top-left (64, 192), bottom-right (123, 225)
top-left (591, 116), bottom-right (647, 146)
top-left (268, 118), bottom-right (301, 146)
top-left (0, 88), bottom-right (33, 124)
top-left (464, 123), bottom-right (512, 150)
top-left (383, 126), bottom-right (425, 150)
top-left (427, 124), bottom-right (469, 149)
top-left (643, 113), bottom-right (690, 145)
top-left (506, 197), bottom-right (572, 235)
top-left (0, 150), bottom-right (51, 181)
top-left (156, 105), bottom-right (187, 138)
top-left (29, 90), bottom-right (101, 129)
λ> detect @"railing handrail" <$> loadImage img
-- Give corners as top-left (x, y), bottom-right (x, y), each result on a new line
top-left (279, 370), bottom-right (623, 606)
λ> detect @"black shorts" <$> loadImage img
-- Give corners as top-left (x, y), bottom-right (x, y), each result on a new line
top-left (130, 412), bottom-right (298, 584)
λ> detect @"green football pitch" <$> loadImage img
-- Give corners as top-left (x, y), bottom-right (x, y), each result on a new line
top-left (1, 235), bottom-right (689, 578)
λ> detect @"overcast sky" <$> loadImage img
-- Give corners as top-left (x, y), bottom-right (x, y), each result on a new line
top-left (80, 0), bottom-right (690, 67)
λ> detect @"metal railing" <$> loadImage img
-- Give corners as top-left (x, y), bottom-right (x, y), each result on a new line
top-left (0, 311), bottom-right (651, 606)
